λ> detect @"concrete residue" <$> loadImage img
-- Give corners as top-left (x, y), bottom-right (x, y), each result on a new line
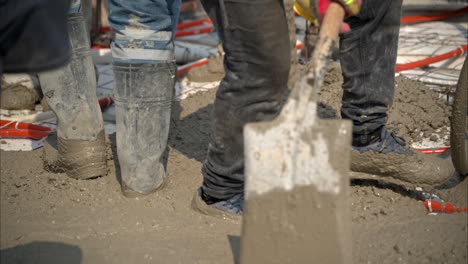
top-left (350, 148), bottom-right (455, 188)
top-left (186, 53), bottom-right (225, 83)
top-left (54, 131), bottom-right (108, 180)
top-left (317, 63), bottom-right (451, 144)
top-left (240, 185), bottom-right (351, 264)
top-left (0, 74), bottom-right (42, 110)
top-left (1, 86), bottom-right (467, 263)
top-left (244, 95), bottom-right (352, 196)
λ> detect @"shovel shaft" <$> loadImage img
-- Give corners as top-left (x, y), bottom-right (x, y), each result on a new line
top-left (298, 2), bottom-right (345, 110)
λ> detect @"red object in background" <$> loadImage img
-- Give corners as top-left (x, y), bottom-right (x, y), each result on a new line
top-left (424, 200), bottom-right (468, 213)
top-left (0, 120), bottom-right (52, 132)
top-left (176, 58), bottom-right (209, 78)
top-left (414, 147), bottom-right (451, 155)
top-left (98, 96), bottom-right (114, 109)
top-left (177, 18), bottom-right (212, 30)
top-left (0, 129), bottom-right (50, 140)
top-left (401, 6), bottom-right (468, 24)
top-left (396, 45), bottom-right (468, 72)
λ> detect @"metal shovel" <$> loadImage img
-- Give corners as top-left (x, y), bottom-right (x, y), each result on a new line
top-left (240, 3), bottom-right (353, 264)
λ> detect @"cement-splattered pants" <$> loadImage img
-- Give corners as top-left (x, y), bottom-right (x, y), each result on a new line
top-left (108, 0), bottom-right (180, 194)
top-left (200, 0), bottom-right (292, 200)
top-left (340, 0), bottom-right (403, 136)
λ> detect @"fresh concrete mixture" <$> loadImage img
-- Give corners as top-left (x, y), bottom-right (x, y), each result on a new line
top-left (318, 63), bottom-right (452, 145)
top-left (1, 79), bottom-right (467, 263)
top-left (0, 74), bottom-right (42, 111)
top-left (183, 59), bottom-right (452, 145)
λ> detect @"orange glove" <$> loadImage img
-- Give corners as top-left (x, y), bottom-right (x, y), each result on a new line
top-left (294, 0), bottom-right (361, 32)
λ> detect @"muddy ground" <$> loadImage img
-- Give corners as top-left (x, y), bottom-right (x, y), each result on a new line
top-left (1, 79), bottom-right (467, 263)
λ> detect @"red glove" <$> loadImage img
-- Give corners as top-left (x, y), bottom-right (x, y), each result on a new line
top-left (294, 0), bottom-right (362, 32)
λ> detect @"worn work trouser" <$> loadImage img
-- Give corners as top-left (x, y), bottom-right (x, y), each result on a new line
top-left (340, 0), bottom-right (402, 136)
top-left (39, 0), bottom-right (104, 142)
top-left (201, 0), bottom-right (402, 200)
top-left (200, 0), bottom-right (291, 200)
top-left (108, 0), bottom-right (180, 194)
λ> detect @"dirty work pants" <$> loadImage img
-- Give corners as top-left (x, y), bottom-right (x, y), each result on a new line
top-left (39, 0), bottom-right (104, 142)
top-left (201, 0), bottom-right (402, 200)
top-left (108, 0), bottom-right (180, 194)
top-left (340, 0), bottom-right (402, 135)
top-left (200, 0), bottom-right (291, 200)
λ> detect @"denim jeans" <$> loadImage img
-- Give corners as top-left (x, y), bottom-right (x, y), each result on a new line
top-left (108, 0), bottom-right (180, 63)
top-left (201, 0), bottom-right (402, 200)
top-left (340, 0), bottom-right (403, 136)
top-left (200, 0), bottom-right (291, 200)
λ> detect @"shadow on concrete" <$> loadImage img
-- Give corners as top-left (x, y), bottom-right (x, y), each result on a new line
top-left (168, 100), bottom-right (213, 163)
top-left (0, 241), bottom-right (82, 264)
top-left (227, 235), bottom-right (241, 264)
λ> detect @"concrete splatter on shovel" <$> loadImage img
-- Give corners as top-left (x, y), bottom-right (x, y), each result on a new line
top-left (240, 3), bottom-right (352, 264)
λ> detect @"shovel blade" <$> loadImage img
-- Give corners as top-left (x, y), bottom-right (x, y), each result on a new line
top-left (240, 100), bottom-right (352, 264)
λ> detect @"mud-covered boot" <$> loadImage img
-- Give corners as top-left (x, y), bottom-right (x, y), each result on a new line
top-left (39, 10), bottom-right (107, 180)
top-left (350, 128), bottom-right (455, 188)
top-left (113, 62), bottom-right (176, 197)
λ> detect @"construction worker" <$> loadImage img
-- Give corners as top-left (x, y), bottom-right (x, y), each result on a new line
top-left (40, 0), bottom-right (453, 210)
top-left (40, 0), bottom-right (177, 198)
top-left (191, 0), bottom-right (455, 216)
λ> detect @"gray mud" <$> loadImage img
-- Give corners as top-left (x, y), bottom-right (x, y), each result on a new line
top-left (186, 53), bottom-right (225, 83)
top-left (0, 74), bottom-right (42, 110)
top-left (184, 61), bottom-right (452, 145)
top-left (43, 131), bottom-right (108, 180)
top-left (350, 149), bottom-right (455, 189)
top-left (241, 185), bottom-right (350, 264)
top-left (0, 87), bottom-right (467, 263)
top-left (317, 63), bottom-right (451, 144)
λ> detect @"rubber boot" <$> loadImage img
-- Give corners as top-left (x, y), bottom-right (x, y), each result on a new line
top-left (39, 11), bottom-right (107, 180)
top-left (112, 62), bottom-right (176, 197)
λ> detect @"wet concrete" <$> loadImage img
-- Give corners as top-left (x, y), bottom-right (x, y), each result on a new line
top-left (350, 149), bottom-right (455, 189)
top-left (240, 185), bottom-right (351, 264)
top-left (317, 63), bottom-right (452, 145)
top-left (1, 87), bottom-right (466, 263)
top-left (43, 131), bottom-right (108, 180)
top-left (0, 74), bottom-right (42, 110)
top-left (186, 53), bottom-right (225, 83)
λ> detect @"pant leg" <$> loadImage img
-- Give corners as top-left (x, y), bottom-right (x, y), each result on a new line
top-left (200, 0), bottom-right (291, 200)
top-left (108, 0), bottom-right (180, 194)
top-left (108, 0), bottom-right (180, 63)
top-left (340, 0), bottom-right (403, 136)
top-left (39, 0), bottom-right (104, 141)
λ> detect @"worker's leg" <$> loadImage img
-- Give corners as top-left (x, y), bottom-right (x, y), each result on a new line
top-left (340, 0), bottom-right (454, 186)
top-left (340, 0), bottom-right (402, 145)
top-left (198, 0), bottom-right (291, 204)
top-left (108, 0), bottom-right (179, 196)
top-left (39, 0), bottom-right (107, 179)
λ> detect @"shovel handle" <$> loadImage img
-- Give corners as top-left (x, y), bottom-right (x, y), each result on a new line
top-left (297, 2), bottom-right (345, 109)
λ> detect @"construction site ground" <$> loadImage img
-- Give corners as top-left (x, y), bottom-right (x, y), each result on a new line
top-left (1, 1), bottom-right (468, 263)
top-left (1, 82), bottom-right (467, 263)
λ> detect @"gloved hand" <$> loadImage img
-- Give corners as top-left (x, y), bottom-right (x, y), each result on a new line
top-left (294, 0), bottom-right (361, 32)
